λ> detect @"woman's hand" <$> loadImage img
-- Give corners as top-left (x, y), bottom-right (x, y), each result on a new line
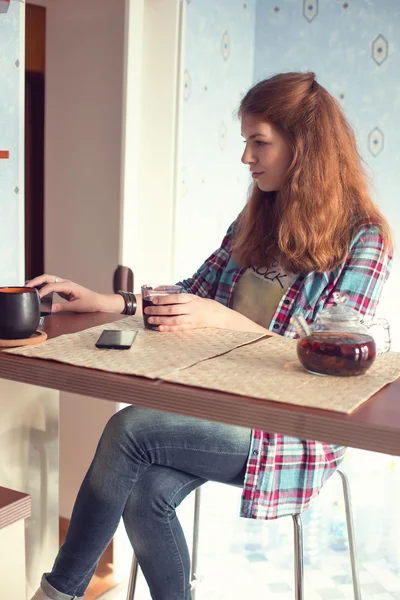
top-left (144, 294), bottom-right (230, 331)
top-left (25, 274), bottom-right (121, 314)
top-left (144, 293), bottom-right (272, 334)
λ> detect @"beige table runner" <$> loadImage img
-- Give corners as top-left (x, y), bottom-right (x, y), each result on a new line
top-left (161, 336), bottom-right (400, 414)
top-left (5, 317), bottom-right (266, 379)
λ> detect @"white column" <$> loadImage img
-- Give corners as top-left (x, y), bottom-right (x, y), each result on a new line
top-left (113, 0), bottom-right (186, 582)
top-left (0, 520), bottom-right (28, 600)
top-left (119, 0), bottom-right (186, 289)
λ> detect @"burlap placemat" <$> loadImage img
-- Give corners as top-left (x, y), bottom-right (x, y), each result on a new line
top-left (5, 317), bottom-right (266, 379)
top-left (161, 336), bottom-right (400, 413)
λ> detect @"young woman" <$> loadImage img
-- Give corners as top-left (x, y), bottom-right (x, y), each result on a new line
top-left (30, 72), bottom-right (392, 600)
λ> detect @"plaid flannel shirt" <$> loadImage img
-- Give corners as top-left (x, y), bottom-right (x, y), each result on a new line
top-left (178, 221), bottom-right (392, 520)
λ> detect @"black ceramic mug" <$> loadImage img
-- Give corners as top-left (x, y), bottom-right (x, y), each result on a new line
top-left (0, 287), bottom-right (41, 340)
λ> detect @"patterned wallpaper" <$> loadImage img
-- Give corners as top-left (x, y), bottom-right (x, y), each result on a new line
top-left (174, 0), bottom-right (256, 282)
top-left (177, 0), bottom-right (399, 342)
top-left (0, 1), bottom-right (24, 286)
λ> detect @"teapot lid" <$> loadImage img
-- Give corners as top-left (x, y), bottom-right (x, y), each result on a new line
top-left (319, 293), bottom-right (360, 322)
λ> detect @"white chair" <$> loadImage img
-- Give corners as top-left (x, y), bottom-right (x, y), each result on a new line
top-left (126, 469), bottom-right (361, 600)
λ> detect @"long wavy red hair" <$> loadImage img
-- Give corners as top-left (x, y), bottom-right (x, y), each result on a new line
top-left (232, 72), bottom-right (392, 273)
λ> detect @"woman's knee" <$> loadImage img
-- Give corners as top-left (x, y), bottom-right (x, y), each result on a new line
top-left (124, 466), bottom-right (202, 522)
top-left (93, 406), bottom-right (142, 465)
top-left (99, 405), bottom-right (150, 446)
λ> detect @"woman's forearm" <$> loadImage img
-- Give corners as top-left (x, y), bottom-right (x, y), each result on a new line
top-left (99, 293), bottom-right (143, 316)
top-left (98, 293), bottom-right (277, 336)
top-left (221, 306), bottom-right (279, 336)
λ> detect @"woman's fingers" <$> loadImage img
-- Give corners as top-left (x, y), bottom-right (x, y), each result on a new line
top-left (158, 323), bottom-right (195, 332)
top-left (25, 274), bottom-right (101, 314)
top-left (25, 274), bottom-right (70, 298)
top-left (25, 274), bottom-right (65, 288)
top-left (52, 299), bottom-right (81, 313)
top-left (145, 303), bottom-right (190, 316)
top-left (150, 293), bottom-right (191, 306)
top-left (144, 294), bottom-right (193, 315)
top-left (34, 281), bottom-right (73, 299)
top-left (147, 315), bottom-right (192, 327)
top-left (25, 275), bottom-right (49, 287)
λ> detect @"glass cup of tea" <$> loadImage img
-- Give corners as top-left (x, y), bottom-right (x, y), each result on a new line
top-left (141, 284), bottom-right (184, 331)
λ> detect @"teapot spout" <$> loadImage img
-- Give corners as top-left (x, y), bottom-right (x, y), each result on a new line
top-left (290, 314), bottom-right (313, 338)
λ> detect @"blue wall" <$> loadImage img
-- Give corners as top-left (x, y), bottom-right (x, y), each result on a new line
top-left (0, 1), bottom-right (24, 286)
top-left (175, 0), bottom-right (256, 281)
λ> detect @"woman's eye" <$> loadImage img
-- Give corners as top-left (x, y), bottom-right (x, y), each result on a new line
top-left (241, 139), bottom-right (269, 147)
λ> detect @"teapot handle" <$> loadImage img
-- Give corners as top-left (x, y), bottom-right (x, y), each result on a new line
top-left (364, 317), bottom-right (391, 355)
top-left (290, 314), bottom-right (313, 338)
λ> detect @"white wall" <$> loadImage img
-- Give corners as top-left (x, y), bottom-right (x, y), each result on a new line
top-left (43, 0), bottom-right (126, 517)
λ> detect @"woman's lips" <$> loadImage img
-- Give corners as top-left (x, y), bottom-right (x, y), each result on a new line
top-left (251, 172), bottom-right (263, 178)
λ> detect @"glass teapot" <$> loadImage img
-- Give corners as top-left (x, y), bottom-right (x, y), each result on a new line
top-left (290, 293), bottom-right (391, 377)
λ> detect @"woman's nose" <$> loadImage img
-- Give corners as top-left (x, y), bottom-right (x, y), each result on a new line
top-left (241, 144), bottom-right (254, 165)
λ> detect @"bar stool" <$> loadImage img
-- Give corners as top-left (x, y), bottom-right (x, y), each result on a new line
top-left (125, 469), bottom-right (361, 600)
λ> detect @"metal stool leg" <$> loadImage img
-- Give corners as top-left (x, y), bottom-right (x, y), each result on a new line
top-left (190, 486), bottom-right (203, 599)
top-left (292, 514), bottom-right (305, 600)
top-left (337, 469), bottom-right (362, 600)
top-left (126, 553), bottom-right (139, 600)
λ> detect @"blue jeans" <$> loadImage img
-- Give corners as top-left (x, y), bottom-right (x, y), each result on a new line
top-left (45, 406), bottom-right (251, 600)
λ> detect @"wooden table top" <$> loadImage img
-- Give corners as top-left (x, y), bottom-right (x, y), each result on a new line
top-left (0, 486), bottom-right (31, 530)
top-left (0, 312), bottom-right (399, 456)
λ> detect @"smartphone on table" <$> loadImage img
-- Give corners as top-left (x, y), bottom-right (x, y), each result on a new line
top-left (95, 330), bottom-right (137, 350)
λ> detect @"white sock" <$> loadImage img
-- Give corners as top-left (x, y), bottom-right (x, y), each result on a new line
top-left (30, 588), bottom-right (53, 600)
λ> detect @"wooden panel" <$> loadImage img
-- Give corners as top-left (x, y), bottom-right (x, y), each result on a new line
top-left (25, 3), bottom-right (46, 280)
top-left (26, 4), bottom-right (46, 74)
top-left (0, 486), bottom-right (31, 530)
top-left (0, 313), bottom-right (400, 456)
top-left (25, 71), bottom-right (45, 279)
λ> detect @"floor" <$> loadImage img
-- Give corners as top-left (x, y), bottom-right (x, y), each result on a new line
top-left (68, 448), bottom-right (400, 599)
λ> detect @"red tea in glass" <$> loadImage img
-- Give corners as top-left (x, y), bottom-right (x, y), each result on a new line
top-left (142, 297), bottom-right (179, 331)
top-left (297, 331), bottom-right (376, 377)
top-left (141, 285), bottom-right (183, 331)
